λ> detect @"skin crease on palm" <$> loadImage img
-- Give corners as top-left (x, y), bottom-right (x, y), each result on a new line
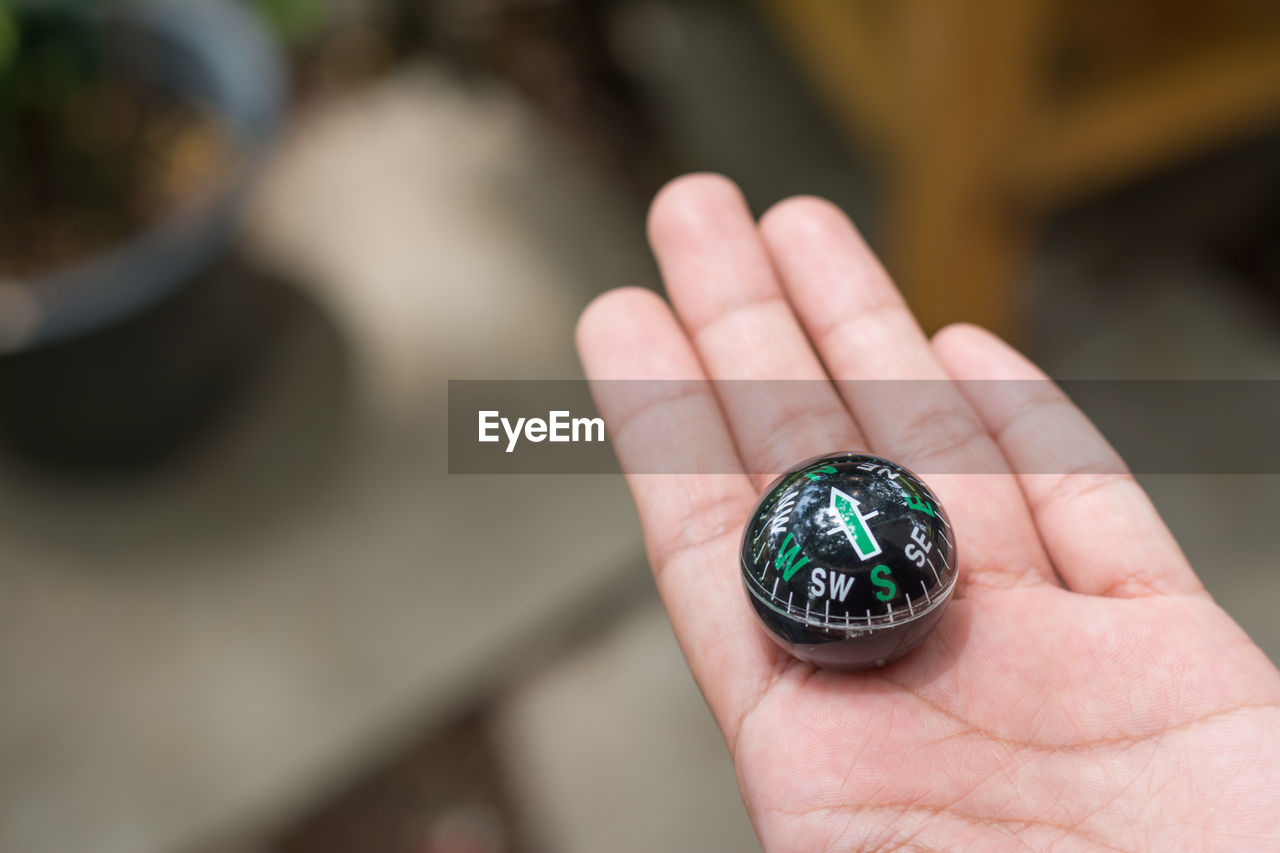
top-left (574, 174), bottom-right (1280, 852)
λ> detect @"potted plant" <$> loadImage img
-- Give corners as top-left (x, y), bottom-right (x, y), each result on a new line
top-left (0, 0), bottom-right (285, 468)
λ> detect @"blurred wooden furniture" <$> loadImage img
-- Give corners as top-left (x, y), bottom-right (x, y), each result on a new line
top-left (756, 0), bottom-right (1280, 338)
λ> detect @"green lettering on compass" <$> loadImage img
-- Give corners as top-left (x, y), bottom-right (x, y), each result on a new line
top-left (871, 565), bottom-right (898, 601)
top-left (804, 465), bottom-right (837, 482)
top-left (903, 488), bottom-right (936, 517)
top-left (775, 532), bottom-right (811, 581)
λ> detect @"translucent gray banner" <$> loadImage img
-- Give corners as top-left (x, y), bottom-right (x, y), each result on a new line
top-left (448, 380), bottom-right (1280, 475)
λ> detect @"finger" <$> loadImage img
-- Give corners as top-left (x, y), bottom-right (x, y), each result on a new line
top-left (576, 287), bottom-right (784, 743)
top-left (932, 322), bottom-right (1204, 598)
top-left (649, 175), bottom-right (865, 490)
top-left (759, 196), bottom-right (1055, 591)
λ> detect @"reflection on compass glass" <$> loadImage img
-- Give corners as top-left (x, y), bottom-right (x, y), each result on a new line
top-left (739, 453), bottom-right (958, 669)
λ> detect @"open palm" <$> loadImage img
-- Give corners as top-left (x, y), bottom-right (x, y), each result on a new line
top-left (576, 175), bottom-right (1280, 851)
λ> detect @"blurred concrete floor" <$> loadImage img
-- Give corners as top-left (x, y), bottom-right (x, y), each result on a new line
top-left (0, 69), bottom-right (654, 853)
top-left (1, 4), bottom-right (1278, 853)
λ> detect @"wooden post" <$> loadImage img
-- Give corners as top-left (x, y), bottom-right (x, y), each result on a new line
top-left (887, 0), bottom-right (1048, 341)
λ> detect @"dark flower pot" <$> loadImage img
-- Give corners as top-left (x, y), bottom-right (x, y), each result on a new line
top-left (0, 0), bottom-right (286, 470)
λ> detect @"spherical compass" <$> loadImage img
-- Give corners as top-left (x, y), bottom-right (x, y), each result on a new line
top-left (740, 453), bottom-right (957, 669)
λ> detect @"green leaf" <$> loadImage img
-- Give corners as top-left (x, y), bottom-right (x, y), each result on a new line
top-left (250, 0), bottom-right (324, 44)
top-left (0, 2), bottom-right (19, 75)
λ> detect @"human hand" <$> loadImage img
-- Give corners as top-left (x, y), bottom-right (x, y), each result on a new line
top-left (575, 175), bottom-right (1280, 851)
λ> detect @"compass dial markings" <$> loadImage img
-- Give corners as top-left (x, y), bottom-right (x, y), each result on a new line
top-left (740, 453), bottom-right (957, 667)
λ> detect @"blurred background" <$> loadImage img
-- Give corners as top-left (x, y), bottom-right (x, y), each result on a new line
top-left (1, 1), bottom-right (1279, 851)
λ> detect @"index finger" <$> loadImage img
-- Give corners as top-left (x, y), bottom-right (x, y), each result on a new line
top-left (576, 286), bottom-right (787, 745)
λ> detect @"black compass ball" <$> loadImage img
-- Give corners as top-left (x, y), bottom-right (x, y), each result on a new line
top-left (740, 453), bottom-right (958, 669)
